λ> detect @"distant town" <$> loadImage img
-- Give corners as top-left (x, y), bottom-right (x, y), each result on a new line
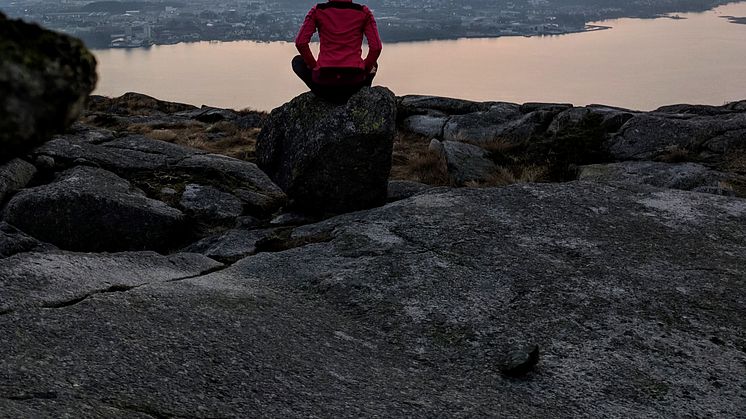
top-left (0, 0), bottom-right (737, 49)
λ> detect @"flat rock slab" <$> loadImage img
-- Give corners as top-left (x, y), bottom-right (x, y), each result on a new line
top-left (1, 183), bottom-right (745, 417)
top-left (578, 161), bottom-right (733, 193)
top-left (387, 180), bottom-right (433, 202)
top-left (34, 135), bottom-right (199, 173)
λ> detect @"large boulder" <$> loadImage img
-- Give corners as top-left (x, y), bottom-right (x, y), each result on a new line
top-left (257, 87), bottom-right (397, 214)
top-left (431, 139), bottom-right (497, 185)
top-left (2, 166), bottom-right (186, 252)
top-left (0, 12), bottom-right (97, 162)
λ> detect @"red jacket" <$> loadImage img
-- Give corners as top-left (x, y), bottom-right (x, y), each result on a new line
top-left (295, 0), bottom-right (382, 72)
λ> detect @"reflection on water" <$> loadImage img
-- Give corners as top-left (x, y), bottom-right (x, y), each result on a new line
top-left (94, 2), bottom-right (746, 111)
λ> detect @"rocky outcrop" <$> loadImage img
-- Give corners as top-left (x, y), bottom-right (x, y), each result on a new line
top-left (0, 13), bottom-right (97, 162)
top-left (87, 92), bottom-right (197, 116)
top-left (0, 88), bottom-right (285, 253)
top-left (257, 87), bottom-right (397, 213)
top-left (398, 96), bottom-right (746, 186)
top-left (3, 166), bottom-right (187, 252)
top-left (1, 182), bottom-right (744, 417)
top-left (608, 111), bottom-right (746, 160)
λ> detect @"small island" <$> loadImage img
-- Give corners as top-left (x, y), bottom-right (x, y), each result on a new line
top-left (721, 14), bottom-right (746, 24)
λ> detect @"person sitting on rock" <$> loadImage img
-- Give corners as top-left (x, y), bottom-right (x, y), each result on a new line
top-left (293, 0), bottom-right (382, 104)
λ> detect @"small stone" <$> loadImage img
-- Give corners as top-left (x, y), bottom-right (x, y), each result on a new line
top-left (235, 216), bottom-right (262, 228)
top-left (270, 212), bottom-right (318, 226)
top-left (34, 155), bottom-right (56, 171)
top-left (180, 184), bottom-right (244, 226)
top-left (428, 138), bottom-right (445, 157)
top-left (500, 344), bottom-right (540, 377)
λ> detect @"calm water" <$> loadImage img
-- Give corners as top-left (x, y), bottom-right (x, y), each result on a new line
top-left (94, 2), bottom-right (746, 111)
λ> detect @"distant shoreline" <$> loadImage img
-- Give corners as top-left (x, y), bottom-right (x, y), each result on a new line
top-left (92, 24), bottom-right (616, 51)
top-left (85, 1), bottom-right (746, 51)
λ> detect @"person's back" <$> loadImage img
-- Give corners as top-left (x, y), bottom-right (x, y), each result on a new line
top-left (293, 0), bottom-right (382, 103)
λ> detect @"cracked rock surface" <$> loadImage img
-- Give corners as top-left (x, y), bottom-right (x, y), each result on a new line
top-left (1, 182), bottom-right (744, 417)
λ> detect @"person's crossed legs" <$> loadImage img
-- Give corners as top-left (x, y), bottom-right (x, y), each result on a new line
top-left (292, 55), bottom-right (377, 103)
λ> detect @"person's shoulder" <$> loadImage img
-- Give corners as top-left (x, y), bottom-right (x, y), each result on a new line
top-left (360, 4), bottom-right (375, 18)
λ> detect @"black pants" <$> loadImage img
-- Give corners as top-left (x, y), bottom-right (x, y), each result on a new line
top-left (292, 55), bottom-right (377, 104)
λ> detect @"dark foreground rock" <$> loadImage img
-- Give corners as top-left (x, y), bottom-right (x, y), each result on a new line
top-left (3, 166), bottom-right (186, 252)
top-left (1, 182), bottom-right (744, 417)
top-left (0, 13), bottom-right (97, 162)
top-left (257, 87), bottom-right (397, 213)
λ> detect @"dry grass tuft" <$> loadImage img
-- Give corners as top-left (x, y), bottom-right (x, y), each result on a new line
top-left (657, 145), bottom-right (698, 163)
top-left (198, 133), bottom-right (259, 161)
top-left (390, 132), bottom-right (450, 186)
top-left (451, 132), bottom-right (517, 155)
top-left (117, 120), bottom-right (259, 161)
top-left (464, 164), bottom-right (548, 188)
top-left (147, 129), bottom-right (178, 142)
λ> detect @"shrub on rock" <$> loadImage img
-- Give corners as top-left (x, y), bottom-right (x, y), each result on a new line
top-left (257, 87), bottom-right (397, 214)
